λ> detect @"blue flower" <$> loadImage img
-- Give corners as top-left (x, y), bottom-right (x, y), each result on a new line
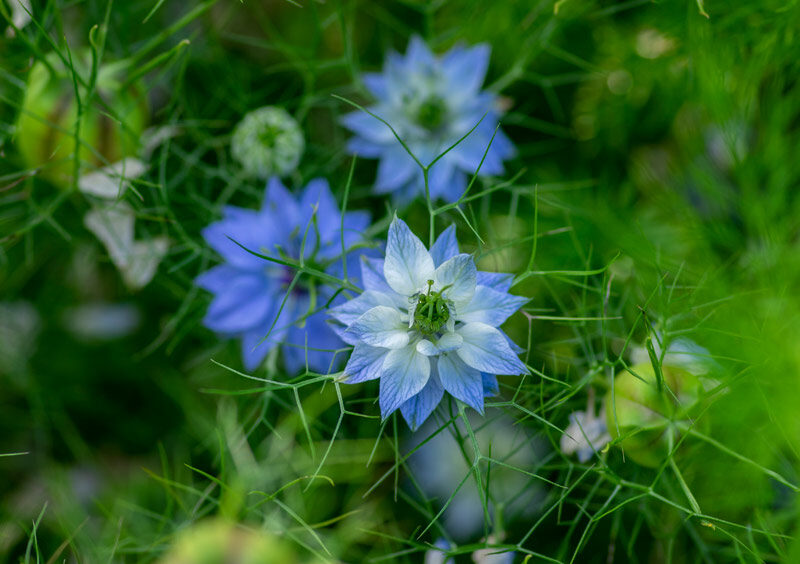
top-left (342, 36), bottom-right (515, 205)
top-left (197, 177), bottom-right (370, 373)
top-left (329, 217), bottom-right (528, 430)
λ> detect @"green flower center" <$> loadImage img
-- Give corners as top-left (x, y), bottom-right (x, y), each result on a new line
top-left (415, 96), bottom-right (447, 131)
top-left (413, 280), bottom-right (451, 335)
top-left (257, 124), bottom-right (282, 148)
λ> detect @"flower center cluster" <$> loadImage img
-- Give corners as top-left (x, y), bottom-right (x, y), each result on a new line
top-left (413, 280), bottom-right (451, 335)
top-left (415, 96), bottom-right (447, 131)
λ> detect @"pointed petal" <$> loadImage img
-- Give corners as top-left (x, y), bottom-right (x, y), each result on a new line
top-left (437, 353), bottom-right (484, 413)
top-left (458, 286), bottom-right (528, 326)
top-left (379, 344), bottom-right (431, 418)
top-left (328, 290), bottom-right (398, 326)
top-left (399, 371), bottom-right (444, 431)
top-left (433, 253), bottom-right (477, 306)
top-left (455, 322), bottom-right (528, 375)
top-left (429, 224), bottom-right (459, 267)
top-left (346, 306), bottom-right (409, 349)
top-left (384, 217), bottom-right (435, 295)
top-left (343, 343), bottom-right (389, 383)
top-left (477, 271), bottom-right (514, 292)
top-left (441, 43), bottom-right (490, 95)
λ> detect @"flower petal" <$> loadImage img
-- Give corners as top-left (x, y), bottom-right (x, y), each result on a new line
top-left (416, 339), bottom-right (439, 356)
top-left (429, 224), bottom-right (459, 267)
top-left (343, 343), bottom-right (389, 383)
top-left (477, 271), bottom-right (514, 292)
top-left (384, 217), bottom-right (435, 296)
top-left (437, 353), bottom-right (485, 413)
top-left (437, 331), bottom-right (463, 352)
top-left (441, 43), bottom-right (490, 95)
top-left (458, 285), bottom-right (528, 326)
top-left (433, 253), bottom-right (477, 307)
top-left (399, 370), bottom-right (444, 431)
top-left (328, 290), bottom-right (398, 326)
top-left (203, 275), bottom-right (275, 334)
top-left (379, 344), bottom-right (431, 418)
top-left (455, 322), bottom-right (528, 375)
top-left (346, 305), bottom-right (409, 349)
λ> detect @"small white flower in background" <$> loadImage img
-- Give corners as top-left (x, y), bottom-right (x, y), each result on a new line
top-left (5, 0), bottom-right (32, 37)
top-left (78, 150), bottom-right (171, 290)
top-left (230, 106), bottom-right (304, 179)
top-left (84, 202), bottom-right (168, 290)
top-left (78, 157), bottom-right (147, 199)
top-left (560, 390), bottom-right (611, 463)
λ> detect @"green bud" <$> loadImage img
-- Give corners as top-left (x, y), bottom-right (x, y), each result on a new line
top-left (15, 51), bottom-right (149, 188)
top-left (413, 280), bottom-right (451, 335)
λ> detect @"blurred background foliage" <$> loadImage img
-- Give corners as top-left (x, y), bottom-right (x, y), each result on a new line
top-left (1, 0), bottom-right (800, 562)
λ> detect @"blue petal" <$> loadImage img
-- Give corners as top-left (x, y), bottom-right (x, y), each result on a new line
top-left (346, 306), bottom-right (410, 349)
top-left (441, 43), bottom-right (490, 95)
top-left (379, 344), bottom-right (431, 418)
top-left (426, 159), bottom-right (456, 201)
top-left (384, 217), bottom-right (435, 295)
top-left (241, 329), bottom-right (273, 371)
top-left (429, 224), bottom-right (459, 267)
top-left (455, 322), bottom-right (528, 375)
top-left (360, 256), bottom-right (391, 293)
top-left (203, 274), bottom-right (275, 334)
top-left (344, 343), bottom-right (389, 383)
top-left (300, 178), bottom-right (340, 241)
top-left (482, 373), bottom-right (499, 396)
top-left (362, 72), bottom-right (388, 98)
top-left (346, 137), bottom-right (385, 158)
top-left (458, 286), bottom-right (529, 326)
top-left (477, 271), bottom-right (514, 292)
top-left (341, 110), bottom-right (394, 144)
top-left (437, 353), bottom-right (485, 413)
top-left (405, 35), bottom-right (436, 69)
top-left (376, 150), bottom-right (418, 191)
top-left (283, 312), bottom-right (344, 375)
top-left (261, 177), bottom-right (300, 226)
top-left (399, 371), bottom-right (444, 431)
top-left (196, 264), bottom-right (243, 293)
top-left (328, 290), bottom-right (400, 326)
top-left (201, 212), bottom-right (278, 270)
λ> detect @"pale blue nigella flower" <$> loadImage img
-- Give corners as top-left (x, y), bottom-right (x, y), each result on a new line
top-left (197, 178), bottom-right (370, 373)
top-left (342, 36), bottom-right (515, 205)
top-left (329, 217), bottom-right (528, 429)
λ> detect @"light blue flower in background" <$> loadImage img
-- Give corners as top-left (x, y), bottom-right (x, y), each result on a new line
top-left (329, 217), bottom-right (528, 429)
top-left (342, 36), bottom-right (515, 205)
top-left (198, 178), bottom-right (370, 374)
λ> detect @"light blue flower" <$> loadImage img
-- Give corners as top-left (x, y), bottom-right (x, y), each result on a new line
top-left (329, 217), bottom-right (528, 429)
top-left (197, 178), bottom-right (370, 373)
top-left (342, 36), bottom-right (515, 205)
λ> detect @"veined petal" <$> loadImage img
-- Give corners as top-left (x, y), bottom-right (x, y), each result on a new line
top-left (343, 343), bottom-right (389, 383)
top-left (328, 290), bottom-right (399, 326)
top-left (433, 253), bottom-right (477, 307)
top-left (399, 370), bottom-right (444, 431)
top-left (458, 285), bottom-right (529, 326)
top-left (477, 271), bottom-right (514, 292)
top-left (456, 322), bottom-right (528, 375)
top-left (384, 217), bottom-right (435, 296)
top-left (437, 331), bottom-right (463, 352)
top-left (429, 224), bottom-right (459, 267)
top-left (416, 339), bottom-right (439, 356)
top-left (379, 344), bottom-right (431, 418)
top-left (346, 306), bottom-right (409, 349)
top-left (437, 353), bottom-right (485, 413)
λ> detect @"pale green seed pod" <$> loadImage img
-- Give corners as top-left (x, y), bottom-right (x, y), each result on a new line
top-left (605, 362), bottom-right (705, 467)
top-left (15, 51), bottom-right (149, 188)
top-left (230, 106), bottom-right (304, 179)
